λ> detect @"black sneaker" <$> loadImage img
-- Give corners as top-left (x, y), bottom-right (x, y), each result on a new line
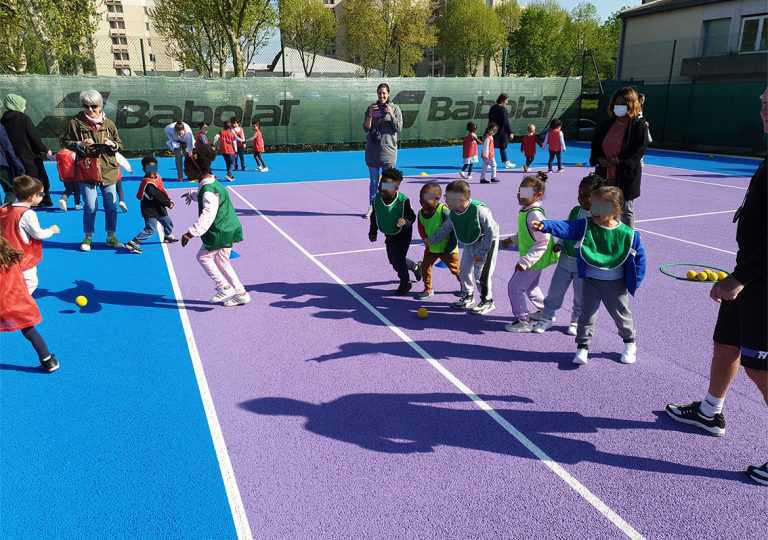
top-left (125, 240), bottom-right (142, 254)
top-left (412, 262), bottom-right (423, 282)
top-left (665, 401), bottom-right (725, 436)
top-left (395, 282), bottom-right (412, 296)
top-left (40, 355), bottom-right (60, 373)
top-left (164, 235), bottom-right (179, 243)
top-left (480, 179), bottom-right (490, 184)
top-left (746, 462), bottom-right (768, 486)
top-left (490, 177), bottom-right (500, 183)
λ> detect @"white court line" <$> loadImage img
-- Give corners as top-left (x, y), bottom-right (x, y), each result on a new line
top-left (634, 228), bottom-right (736, 256)
top-left (160, 243), bottom-right (254, 540)
top-left (644, 161), bottom-right (757, 177)
top-left (635, 210), bottom-right (736, 223)
top-left (643, 173), bottom-right (747, 190)
top-left (314, 246), bottom-right (387, 257)
top-left (228, 186), bottom-right (644, 540)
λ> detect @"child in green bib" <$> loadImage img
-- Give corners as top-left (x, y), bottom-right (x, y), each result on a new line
top-left (368, 168), bottom-right (422, 295)
top-left (415, 183), bottom-right (461, 299)
top-left (180, 144), bottom-right (249, 307)
top-left (505, 173), bottom-right (560, 333)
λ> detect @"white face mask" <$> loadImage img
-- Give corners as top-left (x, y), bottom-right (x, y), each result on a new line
top-left (613, 105), bottom-right (628, 117)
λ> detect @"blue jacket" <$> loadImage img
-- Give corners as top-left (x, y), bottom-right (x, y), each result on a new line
top-left (0, 124), bottom-right (24, 175)
top-left (542, 218), bottom-right (646, 295)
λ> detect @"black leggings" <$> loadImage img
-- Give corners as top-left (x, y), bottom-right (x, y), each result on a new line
top-left (254, 152), bottom-right (267, 168)
top-left (63, 182), bottom-right (82, 205)
top-left (385, 227), bottom-right (414, 285)
top-left (499, 146), bottom-right (508, 163)
top-left (548, 151), bottom-right (562, 170)
top-left (21, 326), bottom-right (50, 361)
top-left (461, 162), bottom-right (474, 174)
top-left (235, 147), bottom-right (246, 169)
top-left (223, 154), bottom-right (234, 176)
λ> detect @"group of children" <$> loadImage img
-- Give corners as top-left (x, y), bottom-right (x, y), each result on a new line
top-left (205, 118), bottom-right (268, 181)
top-left (460, 119), bottom-right (567, 182)
top-left (369, 167), bottom-right (646, 365)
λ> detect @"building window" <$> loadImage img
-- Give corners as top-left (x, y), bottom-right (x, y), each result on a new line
top-left (149, 53), bottom-right (156, 62)
top-left (702, 18), bottom-right (730, 56)
top-left (107, 5), bottom-right (114, 12)
top-left (121, 37), bottom-right (128, 45)
top-left (111, 37), bottom-right (119, 45)
top-left (740, 14), bottom-right (768, 53)
top-left (113, 53), bottom-right (121, 60)
top-left (110, 20), bottom-right (125, 29)
top-left (145, 22), bottom-right (150, 31)
top-left (116, 5), bottom-right (123, 13)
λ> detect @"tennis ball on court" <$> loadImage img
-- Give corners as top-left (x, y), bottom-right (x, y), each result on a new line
top-left (576, 162), bottom-right (584, 167)
top-left (696, 272), bottom-right (708, 281)
top-left (416, 307), bottom-right (429, 319)
top-left (419, 172), bottom-right (429, 176)
top-left (686, 270), bottom-right (698, 280)
top-left (717, 271), bottom-right (728, 281)
top-left (75, 295), bottom-right (88, 308)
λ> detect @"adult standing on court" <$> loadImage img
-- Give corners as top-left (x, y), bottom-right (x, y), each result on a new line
top-left (1, 94), bottom-right (54, 206)
top-left (165, 120), bottom-right (195, 182)
top-left (363, 82), bottom-right (403, 218)
top-left (666, 88), bottom-right (768, 486)
top-left (62, 90), bottom-right (123, 252)
top-left (487, 94), bottom-right (515, 170)
top-left (0, 122), bottom-right (24, 204)
top-left (589, 86), bottom-right (649, 227)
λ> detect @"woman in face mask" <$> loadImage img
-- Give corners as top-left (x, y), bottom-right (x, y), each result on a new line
top-left (589, 87), bottom-right (649, 227)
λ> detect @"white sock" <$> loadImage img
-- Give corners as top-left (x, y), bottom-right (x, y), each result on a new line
top-left (699, 393), bottom-right (725, 417)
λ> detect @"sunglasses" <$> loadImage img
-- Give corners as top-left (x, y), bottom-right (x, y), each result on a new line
top-left (84, 104), bottom-right (100, 110)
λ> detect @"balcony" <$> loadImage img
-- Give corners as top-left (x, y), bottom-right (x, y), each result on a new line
top-left (109, 28), bottom-right (126, 37)
top-left (114, 60), bottom-right (131, 69)
top-left (111, 44), bottom-right (128, 53)
top-left (107, 12), bottom-right (124, 21)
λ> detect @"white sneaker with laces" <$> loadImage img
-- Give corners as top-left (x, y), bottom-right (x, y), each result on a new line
top-left (59, 197), bottom-right (67, 211)
top-left (224, 292), bottom-right (251, 307)
top-left (567, 322), bottom-right (578, 336)
top-left (621, 342), bottom-right (637, 364)
top-left (119, 201), bottom-right (128, 213)
top-left (211, 288), bottom-right (236, 303)
top-left (504, 161), bottom-right (514, 169)
top-left (573, 348), bottom-right (589, 365)
top-left (262, 167), bottom-right (269, 172)
top-left (505, 320), bottom-right (533, 333)
top-left (528, 310), bottom-right (550, 322)
top-left (532, 319), bottom-right (554, 334)
top-left (471, 300), bottom-right (496, 315)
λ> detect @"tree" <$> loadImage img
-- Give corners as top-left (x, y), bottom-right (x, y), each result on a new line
top-left (210, 0), bottom-right (275, 77)
top-left (437, 0), bottom-right (506, 76)
top-left (280, 0), bottom-right (336, 77)
top-left (508, 0), bottom-right (569, 77)
top-left (495, 0), bottom-right (521, 76)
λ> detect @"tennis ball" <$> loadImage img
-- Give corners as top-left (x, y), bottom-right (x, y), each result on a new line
top-left (686, 270), bottom-right (698, 280)
top-left (75, 295), bottom-right (88, 308)
top-left (419, 172), bottom-right (429, 176)
top-left (706, 271), bottom-right (718, 281)
top-left (717, 271), bottom-right (728, 281)
top-left (575, 162), bottom-right (584, 167)
top-left (696, 272), bottom-right (708, 281)
top-left (416, 307), bottom-right (429, 319)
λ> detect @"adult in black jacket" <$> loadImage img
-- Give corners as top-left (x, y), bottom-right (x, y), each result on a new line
top-left (589, 87), bottom-right (649, 227)
top-left (666, 87), bottom-right (768, 486)
top-left (1, 94), bottom-right (53, 206)
top-left (488, 94), bottom-right (515, 169)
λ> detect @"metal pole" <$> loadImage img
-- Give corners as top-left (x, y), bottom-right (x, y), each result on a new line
top-left (589, 50), bottom-right (603, 94)
top-left (660, 39), bottom-right (677, 144)
top-left (279, 0), bottom-right (286, 77)
top-left (398, 44), bottom-right (401, 77)
top-left (139, 38), bottom-right (147, 76)
top-left (577, 50), bottom-right (586, 138)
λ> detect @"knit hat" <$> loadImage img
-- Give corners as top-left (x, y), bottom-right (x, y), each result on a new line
top-left (3, 94), bottom-right (26, 113)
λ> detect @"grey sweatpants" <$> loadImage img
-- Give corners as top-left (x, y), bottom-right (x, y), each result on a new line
top-left (461, 240), bottom-right (499, 302)
top-left (542, 256), bottom-right (583, 323)
top-left (576, 278), bottom-right (635, 348)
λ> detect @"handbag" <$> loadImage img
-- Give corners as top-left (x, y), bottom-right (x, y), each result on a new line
top-left (75, 125), bottom-right (102, 182)
top-left (56, 149), bottom-right (77, 181)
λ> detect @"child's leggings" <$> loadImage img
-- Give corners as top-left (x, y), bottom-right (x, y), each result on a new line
top-left (223, 154), bottom-right (235, 176)
top-left (236, 147), bottom-right (246, 169)
top-left (254, 152), bottom-right (267, 169)
top-left (507, 268), bottom-right (544, 320)
top-left (542, 257), bottom-right (582, 323)
top-left (480, 157), bottom-right (496, 181)
top-left (525, 154), bottom-right (535, 168)
top-left (576, 278), bottom-right (635, 349)
top-left (197, 247), bottom-right (245, 293)
top-left (461, 160), bottom-right (474, 175)
top-left (62, 182), bottom-right (81, 205)
top-left (548, 151), bottom-right (562, 170)
top-left (21, 326), bottom-right (50, 361)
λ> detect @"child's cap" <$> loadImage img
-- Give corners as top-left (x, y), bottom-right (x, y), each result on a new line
top-left (141, 155), bottom-right (158, 168)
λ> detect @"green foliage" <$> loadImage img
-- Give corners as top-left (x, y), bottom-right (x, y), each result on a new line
top-left (438, 0), bottom-right (506, 76)
top-left (280, 0), bottom-right (336, 77)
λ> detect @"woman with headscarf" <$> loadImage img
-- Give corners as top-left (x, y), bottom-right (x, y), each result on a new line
top-left (1, 94), bottom-right (54, 206)
top-left (62, 90), bottom-right (123, 252)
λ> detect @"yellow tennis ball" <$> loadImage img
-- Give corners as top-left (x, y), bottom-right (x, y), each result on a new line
top-left (717, 271), bottom-right (728, 281)
top-left (696, 272), bottom-right (708, 281)
top-left (75, 295), bottom-right (88, 308)
top-left (686, 270), bottom-right (698, 280)
top-left (416, 307), bottom-right (429, 319)
top-left (419, 172), bottom-right (428, 176)
top-left (706, 271), bottom-right (718, 281)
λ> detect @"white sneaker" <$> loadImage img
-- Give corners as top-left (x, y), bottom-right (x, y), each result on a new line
top-left (504, 161), bottom-right (514, 169)
top-left (471, 300), bottom-right (496, 315)
top-left (363, 206), bottom-right (373, 219)
top-left (523, 164), bottom-right (529, 172)
top-left (59, 197), bottom-right (67, 211)
top-left (573, 348), bottom-right (589, 365)
top-left (119, 201), bottom-right (128, 213)
top-left (621, 342), bottom-right (637, 364)
top-left (567, 322), bottom-right (578, 336)
top-left (466, 174), bottom-right (473, 180)
top-left (75, 204), bottom-right (82, 210)
top-left (459, 170), bottom-right (467, 178)
top-left (529, 310), bottom-right (550, 322)
top-left (225, 175), bottom-right (235, 182)
top-left (505, 320), bottom-right (534, 333)
top-left (260, 167), bottom-right (269, 172)
top-left (211, 288), bottom-right (236, 303)
top-left (224, 292), bottom-right (251, 307)
top-left (532, 319), bottom-right (553, 333)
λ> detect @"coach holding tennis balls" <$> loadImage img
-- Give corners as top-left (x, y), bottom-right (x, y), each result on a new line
top-left (363, 82), bottom-right (403, 219)
top-left (666, 87), bottom-right (767, 486)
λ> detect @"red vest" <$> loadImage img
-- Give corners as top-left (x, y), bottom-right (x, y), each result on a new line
top-left (547, 128), bottom-right (563, 152)
top-left (0, 205), bottom-right (42, 271)
top-left (0, 261), bottom-right (41, 332)
top-left (136, 175), bottom-right (168, 200)
top-left (521, 134), bottom-right (539, 157)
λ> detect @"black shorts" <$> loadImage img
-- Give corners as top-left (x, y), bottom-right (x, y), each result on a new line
top-left (713, 279), bottom-right (767, 371)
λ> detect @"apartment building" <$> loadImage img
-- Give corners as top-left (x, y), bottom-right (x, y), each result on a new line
top-left (92, 0), bottom-right (182, 76)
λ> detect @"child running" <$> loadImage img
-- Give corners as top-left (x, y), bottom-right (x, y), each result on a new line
top-left (505, 173), bottom-right (560, 332)
top-left (368, 168), bottom-right (422, 295)
top-left (231, 118), bottom-right (246, 171)
top-left (415, 182), bottom-right (461, 299)
top-left (216, 121), bottom-right (237, 181)
top-left (0, 176), bottom-right (60, 294)
top-left (520, 124), bottom-right (543, 172)
top-left (533, 186), bottom-right (646, 365)
top-left (0, 235), bottom-right (58, 372)
top-left (248, 120), bottom-right (268, 172)
top-left (459, 122), bottom-right (480, 179)
top-left (480, 124), bottom-right (499, 184)
top-left (427, 180), bottom-right (499, 314)
top-left (544, 118), bottom-right (566, 173)
top-left (181, 144), bottom-right (250, 307)
top-left (125, 155), bottom-right (177, 254)
top-left (531, 173), bottom-right (606, 335)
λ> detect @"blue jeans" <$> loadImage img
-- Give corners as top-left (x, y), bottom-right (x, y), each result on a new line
top-left (81, 182), bottom-right (118, 235)
top-left (134, 215), bottom-right (174, 243)
top-left (368, 167), bottom-right (382, 204)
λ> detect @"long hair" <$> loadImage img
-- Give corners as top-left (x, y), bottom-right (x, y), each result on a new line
top-left (608, 87), bottom-right (642, 119)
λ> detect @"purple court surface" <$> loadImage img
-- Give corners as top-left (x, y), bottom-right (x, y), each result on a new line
top-left (165, 162), bottom-right (766, 538)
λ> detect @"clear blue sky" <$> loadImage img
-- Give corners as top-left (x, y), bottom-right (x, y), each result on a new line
top-left (521, 0), bottom-right (641, 21)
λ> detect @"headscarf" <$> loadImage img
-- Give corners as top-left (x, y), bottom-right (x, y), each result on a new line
top-left (3, 94), bottom-right (26, 113)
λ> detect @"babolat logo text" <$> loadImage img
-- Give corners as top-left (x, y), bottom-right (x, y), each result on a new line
top-left (427, 96), bottom-right (559, 121)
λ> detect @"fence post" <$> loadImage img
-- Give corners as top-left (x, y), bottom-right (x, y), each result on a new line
top-left (660, 39), bottom-right (676, 144)
top-left (139, 38), bottom-right (148, 76)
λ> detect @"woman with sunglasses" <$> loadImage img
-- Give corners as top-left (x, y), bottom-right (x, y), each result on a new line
top-left (62, 90), bottom-right (123, 251)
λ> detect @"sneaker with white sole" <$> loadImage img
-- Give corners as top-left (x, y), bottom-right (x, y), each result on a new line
top-left (459, 171), bottom-right (467, 178)
top-left (224, 292), bottom-right (251, 307)
top-left (573, 348), bottom-right (589, 365)
top-left (504, 161), bottom-right (514, 169)
top-left (124, 240), bottom-right (142, 254)
top-left (364, 206), bottom-right (373, 219)
top-left (119, 201), bottom-right (128, 213)
top-left (211, 288), bottom-right (237, 303)
top-left (75, 204), bottom-right (82, 210)
top-left (471, 300), bottom-right (496, 315)
top-left (80, 235), bottom-right (92, 252)
top-left (225, 175), bottom-right (235, 182)
top-left (746, 463), bottom-right (768, 486)
top-left (59, 197), bottom-right (68, 211)
top-left (164, 235), bottom-right (179, 243)
top-left (40, 354), bottom-right (60, 373)
top-left (528, 310), bottom-right (549, 322)
top-left (621, 342), bottom-right (637, 364)
top-left (415, 290), bottom-right (434, 300)
top-left (260, 167), bottom-right (269, 172)
top-left (452, 295), bottom-right (475, 310)
top-left (665, 401), bottom-right (725, 436)
top-left (505, 320), bottom-right (534, 333)
top-left (567, 322), bottom-right (578, 336)
top-left (532, 319), bottom-right (554, 333)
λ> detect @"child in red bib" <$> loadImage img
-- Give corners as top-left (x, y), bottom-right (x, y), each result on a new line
top-left (248, 119), bottom-right (268, 172)
top-left (520, 124), bottom-right (543, 172)
top-left (125, 155), bottom-right (177, 254)
top-left (459, 122), bottom-right (480, 179)
top-left (544, 118), bottom-right (566, 173)
top-left (0, 176), bottom-right (60, 294)
top-left (0, 235), bottom-right (59, 372)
